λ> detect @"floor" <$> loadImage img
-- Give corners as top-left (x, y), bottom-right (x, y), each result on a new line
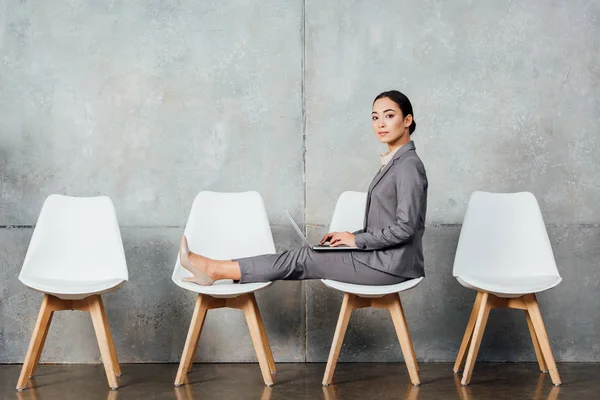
top-left (1, 363), bottom-right (598, 400)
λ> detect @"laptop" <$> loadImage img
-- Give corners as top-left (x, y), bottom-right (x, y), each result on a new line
top-left (285, 210), bottom-right (360, 251)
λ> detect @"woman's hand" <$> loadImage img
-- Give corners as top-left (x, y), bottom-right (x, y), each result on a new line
top-left (320, 231), bottom-right (356, 247)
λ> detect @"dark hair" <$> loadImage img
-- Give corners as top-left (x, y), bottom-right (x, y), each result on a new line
top-left (373, 90), bottom-right (416, 134)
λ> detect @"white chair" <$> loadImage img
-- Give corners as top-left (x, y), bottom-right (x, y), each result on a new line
top-left (453, 191), bottom-right (562, 386)
top-left (321, 191), bottom-right (423, 386)
top-left (16, 195), bottom-right (128, 391)
top-left (172, 191), bottom-right (277, 387)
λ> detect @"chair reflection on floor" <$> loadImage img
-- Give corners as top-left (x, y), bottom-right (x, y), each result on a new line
top-left (454, 371), bottom-right (560, 400)
top-left (15, 382), bottom-right (39, 400)
top-left (174, 383), bottom-right (273, 400)
top-left (321, 382), bottom-right (419, 400)
top-left (15, 381), bottom-right (119, 400)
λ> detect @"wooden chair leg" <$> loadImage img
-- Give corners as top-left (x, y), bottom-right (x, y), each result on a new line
top-left (322, 293), bottom-right (355, 386)
top-left (186, 300), bottom-right (206, 374)
top-left (242, 293), bottom-right (274, 386)
top-left (88, 295), bottom-right (119, 390)
top-left (17, 295), bottom-right (55, 391)
top-left (454, 292), bottom-right (483, 373)
top-left (524, 294), bottom-right (561, 385)
top-left (98, 298), bottom-right (121, 377)
top-left (409, 335), bottom-right (419, 372)
top-left (388, 294), bottom-right (420, 386)
top-left (175, 295), bottom-right (210, 386)
top-left (525, 309), bottom-right (548, 373)
top-left (29, 310), bottom-right (54, 378)
top-left (402, 299), bottom-right (419, 373)
top-left (186, 332), bottom-right (201, 373)
top-left (252, 295), bottom-right (276, 374)
top-left (461, 292), bottom-right (492, 386)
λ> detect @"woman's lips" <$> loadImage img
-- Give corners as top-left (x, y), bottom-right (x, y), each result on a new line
top-left (378, 131), bottom-right (388, 136)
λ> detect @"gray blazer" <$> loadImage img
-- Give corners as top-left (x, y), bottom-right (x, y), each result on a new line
top-left (352, 141), bottom-right (428, 278)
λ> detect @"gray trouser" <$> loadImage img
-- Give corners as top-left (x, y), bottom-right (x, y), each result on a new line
top-left (236, 246), bottom-right (406, 285)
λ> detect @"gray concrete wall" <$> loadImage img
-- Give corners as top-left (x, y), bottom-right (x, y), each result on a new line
top-left (1, 0), bottom-right (599, 364)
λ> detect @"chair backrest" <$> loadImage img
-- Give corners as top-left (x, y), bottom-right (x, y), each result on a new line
top-left (453, 191), bottom-right (560, 278)
top-left (328, 191), bottom-right (367, 232)
top-left (19, 194), bottom-right (128, 282)
top-left (178, 191), bottom-right (276, 261)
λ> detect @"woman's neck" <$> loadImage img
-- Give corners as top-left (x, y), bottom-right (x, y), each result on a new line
top-left (387, 134), bottom-right (411, 153)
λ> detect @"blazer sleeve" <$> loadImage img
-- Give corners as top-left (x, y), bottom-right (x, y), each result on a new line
top-left (353, 158), bottom-right (426, 250)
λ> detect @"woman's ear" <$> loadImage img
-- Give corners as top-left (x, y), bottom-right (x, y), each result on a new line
top-left (404, 114), bottom-right (413, 128)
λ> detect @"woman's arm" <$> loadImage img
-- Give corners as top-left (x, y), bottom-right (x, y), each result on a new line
top-left (354, 158), bottom-right (426, 250)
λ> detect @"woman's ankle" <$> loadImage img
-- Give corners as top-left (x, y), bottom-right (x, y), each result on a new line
top-left (205, 261), bottom-right (222, 281)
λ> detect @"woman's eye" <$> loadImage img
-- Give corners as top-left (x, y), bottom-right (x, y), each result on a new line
top-left (372, 116), bottom-right (378, 121)
top-left (385, 114), bottom-right (394, 119)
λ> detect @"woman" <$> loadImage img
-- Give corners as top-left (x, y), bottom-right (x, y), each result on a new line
top-left (180, 90), bottom-right (428, 286)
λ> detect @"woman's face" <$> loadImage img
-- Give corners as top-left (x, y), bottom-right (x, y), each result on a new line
top-left (371, 97), bottom-right (412, 146)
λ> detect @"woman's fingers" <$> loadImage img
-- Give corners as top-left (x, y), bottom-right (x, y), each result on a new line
top-left (330, 232), bottom-right (353, 247)
top-left (320, 232), bottom-right (335, 244)
top-left (330, 234), bottom-right (343, 246)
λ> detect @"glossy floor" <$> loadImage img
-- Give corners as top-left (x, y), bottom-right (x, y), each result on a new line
top-left (1, 363), bottom-right (598, 400)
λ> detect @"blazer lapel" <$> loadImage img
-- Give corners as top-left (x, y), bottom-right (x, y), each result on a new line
top-left (367, 141), bottom-right (415, 195)
top-left (363, 141), bottom-right (416, 229)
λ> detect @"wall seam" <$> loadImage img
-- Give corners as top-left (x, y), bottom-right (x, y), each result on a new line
top-left (301, 0), bottom-right (308, 363)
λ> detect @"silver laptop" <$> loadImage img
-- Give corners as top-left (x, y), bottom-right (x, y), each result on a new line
top-left (285, 210), bottom-right (359, 251)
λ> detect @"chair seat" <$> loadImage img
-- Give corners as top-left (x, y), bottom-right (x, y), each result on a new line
top-left (321, 277), bottom-right (424, 298)
top-left (19, 276), bottom-right (125, 300)
top-left (455, 274), bottom-right (562, 298)
top-left (172, 268), bottom-right (272, 298)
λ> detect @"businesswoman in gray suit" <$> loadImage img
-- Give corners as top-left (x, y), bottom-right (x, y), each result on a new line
top-left (180, 90), bottom-right (428, 286)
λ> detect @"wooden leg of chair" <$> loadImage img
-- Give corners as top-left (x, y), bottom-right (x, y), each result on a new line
top-left (322, 293), bottom-right (355, 386)
top-left (404, 303), bottom-right (419, 373)
top-left (388, 294), bottom-right (420, 386)
top-left (242, 294), bottom-right (274, 386)
top-left (29, 310), bottom-right (54, 378)
top-left (88, 296), bottom-right (119, 390)
top-left (454, 292), bottom-right (483, 373)
top-left (252, 295), bottom-right (276, 374)
top-left (186, 332), bottom-right (201, 373)
top-left (17, 295), bottom-right (55, 390)
top-left (98, 298), bottom-right (121, 377)
top-left (186, 303), bottom-right (206, 374)
top-left (175, 295), bottom-right (210, 386)
top-left (525, 309), bottom-right (548, 373)
top-left (524, 294), bottom-right (561, 385)
top-left (461, 292), bottom-right (492, 386)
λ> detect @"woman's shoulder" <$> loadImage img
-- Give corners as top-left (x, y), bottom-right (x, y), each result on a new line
top-left (395, 149), bottom-right (425, 170)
